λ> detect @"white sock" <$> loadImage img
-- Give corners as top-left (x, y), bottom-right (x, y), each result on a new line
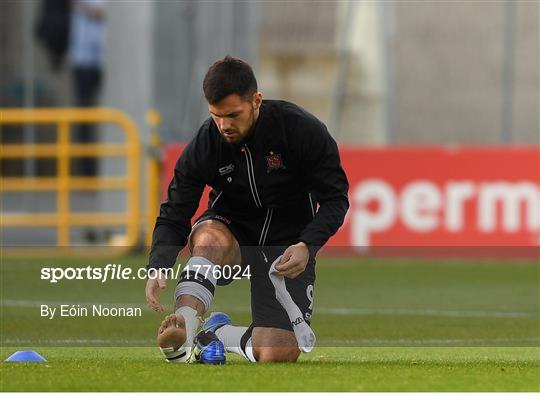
top-left (244, 338), bottom-right (256, 362)
top-left (175, 306), bottom-right (202, 350)
top-left (215, 325), bottom-right (256, 362)
top-left (268, 256), bottom-right (316, 353)
top-left (175, 256), bottom-right (218, 311)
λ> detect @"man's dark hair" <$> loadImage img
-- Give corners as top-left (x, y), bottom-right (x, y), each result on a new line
top-left (203, 56), bottom-right (258, 104)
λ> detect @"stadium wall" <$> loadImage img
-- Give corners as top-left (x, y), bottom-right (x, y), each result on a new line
top-left (161, 144), bottom-right (540, 258)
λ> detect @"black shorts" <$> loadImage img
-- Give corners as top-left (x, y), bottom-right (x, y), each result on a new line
top-left (193, 208), bottom-right (316, 332)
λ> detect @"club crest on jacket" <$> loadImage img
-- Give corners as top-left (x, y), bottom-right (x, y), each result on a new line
top-left (265, 152), bottom-right (286, 173)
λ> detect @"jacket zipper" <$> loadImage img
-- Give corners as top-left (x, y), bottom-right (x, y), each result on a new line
top-left (242, 144), bottom-right (272, 246)
top-left (258, 208), bottom-right (274, 246)
top-left (243, 144), bottom-right (263, 208)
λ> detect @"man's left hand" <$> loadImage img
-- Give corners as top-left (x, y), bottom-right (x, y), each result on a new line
top-left (275, 242), bottom-right (310, 279)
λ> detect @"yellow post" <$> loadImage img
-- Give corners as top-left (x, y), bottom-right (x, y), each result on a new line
top-left (57, 122), bottom-right (70, 246)
top-left (145, 109), bottom-right (162, 249)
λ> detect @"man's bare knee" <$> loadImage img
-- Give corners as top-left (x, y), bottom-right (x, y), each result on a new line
top-left (194, 230), bottom-right (228, 248)
top-left (255, 347), bottom-right (300, 363)
top-left (189, 221), bottom-right (239, 265)
top-left (252, 327), bottom-right (300, 362)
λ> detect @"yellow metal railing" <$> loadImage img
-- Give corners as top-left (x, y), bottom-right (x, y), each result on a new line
top-left (0, 108), bottom-right (141, 254)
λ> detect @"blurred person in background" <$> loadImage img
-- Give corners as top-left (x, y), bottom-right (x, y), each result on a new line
top-left (35, 0), bottom-right (71, 73)
top-left (69, 0), bottom-right (107, 177)
top-left (69, 0), bottom-right (107, 243)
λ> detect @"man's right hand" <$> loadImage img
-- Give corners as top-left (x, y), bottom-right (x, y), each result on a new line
top-left (145, 272), bottom-right (167, 312)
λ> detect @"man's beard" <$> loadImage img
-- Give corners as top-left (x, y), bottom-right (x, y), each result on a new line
top-left (245, 108), bottom-right (257, 137)
top-left (229, 107), bottom-right (256, 144)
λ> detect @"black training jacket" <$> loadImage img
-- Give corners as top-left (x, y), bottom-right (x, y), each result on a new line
top-left (148, 100), bottom-right (349, 269)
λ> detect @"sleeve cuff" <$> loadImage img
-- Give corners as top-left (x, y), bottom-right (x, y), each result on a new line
top-left (297, 238), bottom-right (321, 260)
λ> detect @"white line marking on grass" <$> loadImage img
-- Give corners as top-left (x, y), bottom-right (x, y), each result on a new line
top-left (4, 337), bottom-right (539, 346)
top-left (2, 300), bottom-right (539, 318)
top-left (323, 337), bottom-right (540, 346)
top-left (315, 307), bottom-right (540, 319)
top-left (2, 338), bottom-right (153, 345)
top-left (214, 305), bottom-right (540, 319)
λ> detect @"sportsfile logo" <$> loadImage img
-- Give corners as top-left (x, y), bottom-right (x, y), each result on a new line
top-left (351, 179), bottom-right (540, 247)
top-left (40, 265), bottom-right (183, 284)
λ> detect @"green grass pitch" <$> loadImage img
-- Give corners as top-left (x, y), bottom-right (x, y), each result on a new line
top-left (1, 255), bottom-right (539, 391)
